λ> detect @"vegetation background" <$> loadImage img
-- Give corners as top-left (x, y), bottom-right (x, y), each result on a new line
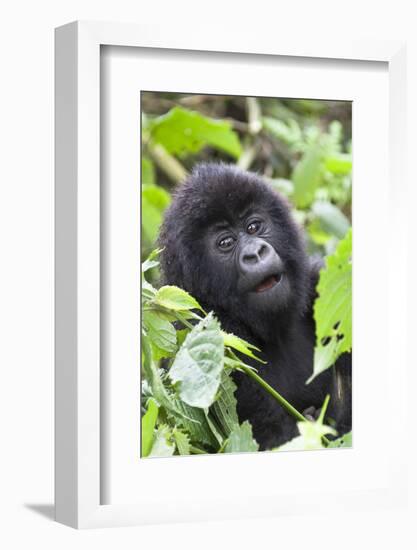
top-left (141, 92), bottom-right (352, 457)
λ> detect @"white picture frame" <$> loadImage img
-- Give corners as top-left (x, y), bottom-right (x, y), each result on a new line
top-left (55, 21), bottom-right (408, 529)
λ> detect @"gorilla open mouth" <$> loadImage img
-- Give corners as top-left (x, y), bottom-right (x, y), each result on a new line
top-left (254, 274), bottom-right (282, 293)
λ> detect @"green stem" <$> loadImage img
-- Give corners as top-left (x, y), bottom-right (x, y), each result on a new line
top-left (238, 362), bottom-right (330, 447)
top-left (239, 363), bottom-right (305, 423)
top-left (147, 141), bottom-right (188, 185)
top-left (174, 311), bottom-right (195, 330)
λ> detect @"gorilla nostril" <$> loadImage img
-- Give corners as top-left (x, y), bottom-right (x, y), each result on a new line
top-left (242, 252), bottom-right (258, 265)
top-left (258, 244), bottom-right (268, 259)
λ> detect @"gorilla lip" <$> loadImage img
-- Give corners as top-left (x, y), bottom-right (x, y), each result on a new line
top-left (254, 274), bottom-right (282, 293)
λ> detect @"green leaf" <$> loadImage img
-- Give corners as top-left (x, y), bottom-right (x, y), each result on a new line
top-left (262, 117), bottom-right (302, 149)
top-left (141, 156), bottom-right (155, 185)
top-left (170, 398), bottom-right (220, 450)
top-left (141, 333), bottom-right (187, 420)
top-left (176, 328), bottom-right (189, 347)
top-left (173, 429), bottom-right (191, 455)
top-left (143, 310), bottom-right (177, 359)
top-left (277, 420), bottom-right (336, 451)
top-left (142, 277), bottom-right (157, 302)
top-left (148, 425), bottom-right (175, 458)
top-left (141, 194), bottom-right (162, 245)
top-left (309, 229), bottom-right (352, 382)
top-left (325, 154), bottom-right (352, 175)
top-left (141, 398), bottom-right (159, 457)
top-left (312, 200), bottom-right (350, 239)
top-left (211, 370), bottom-right (239, 436)
top-left (292, 142), bottom-right (325, 208)
top-left (141, 184), bottom-right (171, 244)
top-left (267, 178), bottom-right (294, 197)
top-left (276, 395), bottom-right (336, 451)
top-left (222, 332), bottom-right (263, 362)
top-left (142, 248), bottom-right (162, 273)
top-left (327, 431), bottom-right (352, 448)
top-left (169, 313), bottom-right (224, 408)
top-left (307, 219), bottom-right (332, 246)
top-left (149, 106), bottom-right (242, 159)
top-left (155, 285), bottom-right (203, 312)
top-left (142, 183), bottom-right (171, 211)
top-left (205, 413), bottom-right (225, 446)
top-left (224, 421), bottom-right (259, 453)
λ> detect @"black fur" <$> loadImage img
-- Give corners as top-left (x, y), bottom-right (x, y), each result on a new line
top-left (159, 163), bottom-right (351, 449)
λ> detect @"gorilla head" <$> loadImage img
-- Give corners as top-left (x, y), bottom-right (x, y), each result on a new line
top-left (159, 163), bottom-right (310, 341)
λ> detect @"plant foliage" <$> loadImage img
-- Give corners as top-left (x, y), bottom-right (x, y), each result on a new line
top-left (140, 94), bottom-right (353, 456)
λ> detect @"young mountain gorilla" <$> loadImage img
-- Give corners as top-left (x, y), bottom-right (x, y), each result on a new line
top-left (159, 163), bottom-right (352, 449)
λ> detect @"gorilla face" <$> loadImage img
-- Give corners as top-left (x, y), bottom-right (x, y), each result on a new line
top-left (205, 211), bottom-right (292, 313)
top-left (159, 163), bottom-right (310, 338)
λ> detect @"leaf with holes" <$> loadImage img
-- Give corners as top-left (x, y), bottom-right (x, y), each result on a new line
top-left (327, 431), bottom-right (352, 448)
top-left (168, 313), bottom-right (224, 408)
top-left (309, 229), bottom-right (352, 383)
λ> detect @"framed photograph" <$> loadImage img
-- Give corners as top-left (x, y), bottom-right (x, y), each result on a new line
top-left (55, 21), bottom-right (408, 528)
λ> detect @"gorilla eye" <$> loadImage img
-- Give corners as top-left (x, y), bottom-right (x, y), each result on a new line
top-left (218, 236), bottom-right (235, 250)
top-left (247, 221), bottom-right (261, 235)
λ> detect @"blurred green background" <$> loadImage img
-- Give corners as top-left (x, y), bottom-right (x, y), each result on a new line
top-left (141, 92), bottom-right (352, 272)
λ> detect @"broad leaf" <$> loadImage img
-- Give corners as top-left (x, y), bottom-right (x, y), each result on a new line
top-left (309, 229), bottom-right (352, 382)
top-left (143, 310), bottom-right (177, 359)
top-left (141, 184), bottom-right (171, 244)
top-left (142, 277), bottom-right (157, 301)
top-left (149, 106), bottom-right (242, 158)
top-left (155, 285), bottom-right (203, 312)
top-left (224, 421), bottom-right (259, 453)
top-left (292, 142), bottom-right (324, 208)
top-left (169, 313), bottom-right (224, 408)
top-left (312, 200), bottom-right (350, 240)
top-left (142, 183), bottom-right (171, 211)
top-left (142, 194), bottom-right (162, 245)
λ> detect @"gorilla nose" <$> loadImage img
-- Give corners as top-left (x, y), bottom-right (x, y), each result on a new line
top-left (240, 240), bottom-right (274, 269)
top-left (242, 243), bottom-right (269, 264)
